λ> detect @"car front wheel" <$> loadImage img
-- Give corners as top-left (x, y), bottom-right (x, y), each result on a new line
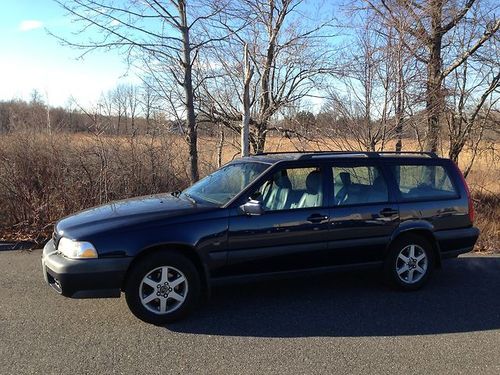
top-left (125, 251), bottom-right (200, 324)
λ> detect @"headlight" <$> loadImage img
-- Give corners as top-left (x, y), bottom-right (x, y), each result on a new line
top-left (58, 237), bottom-right (98, 259)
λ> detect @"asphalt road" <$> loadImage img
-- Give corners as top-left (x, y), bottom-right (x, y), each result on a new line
top-left (0, 250), bottom-right (499, 374)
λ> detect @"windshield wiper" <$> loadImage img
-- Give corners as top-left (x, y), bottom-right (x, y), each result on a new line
top-left (170, 190), bottom-right (181, 197)
top-left (181, 192), bottom-right (196, 204)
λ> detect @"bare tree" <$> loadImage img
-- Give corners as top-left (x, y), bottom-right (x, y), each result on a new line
top-left (124, 84), bottom-right (139, 134)
top-left (445, 13), bottom-right (500, 165)
top-left (98, 90), bottom-right (115, 133)
top-left (53, 0), bottom-right (229, 183)
top-left (447, 62), bottom-right (499, 163)
top-left (139, 79), bottom-right (159, 135)
top-left (363, 0), bottom-right (500, 152)
top-left (113, 84), bottom-right (128, 134)
top-left (199, 0), bottom-right (335, 153)
top-left (321, 15), bottom-right (402, 152)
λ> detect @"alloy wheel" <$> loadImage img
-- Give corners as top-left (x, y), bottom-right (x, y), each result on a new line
top-left (395, 244), bottom-right (428, 284)
top-left (139, 266), bottom-right (188, 314)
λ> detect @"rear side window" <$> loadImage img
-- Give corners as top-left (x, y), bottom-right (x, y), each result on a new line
top-left (392, 164), bottom-right (457, 200)
top-left (333, 166), bottom-right (388, 205)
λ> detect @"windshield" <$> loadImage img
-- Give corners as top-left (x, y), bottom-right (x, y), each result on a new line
top-left (182, 162), bottom-right (269, 206)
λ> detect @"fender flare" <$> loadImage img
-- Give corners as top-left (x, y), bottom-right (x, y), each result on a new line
top-left (387, 221), bottom-right (442, 267)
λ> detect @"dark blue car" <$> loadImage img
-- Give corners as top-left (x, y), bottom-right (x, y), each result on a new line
top-left (41, 151), bottom-right (479, 324)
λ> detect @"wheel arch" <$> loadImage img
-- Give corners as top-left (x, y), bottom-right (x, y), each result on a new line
top-left (122, 243), bottom-right (211, 299)
top-left (388, 226), bottom-right (442, 268)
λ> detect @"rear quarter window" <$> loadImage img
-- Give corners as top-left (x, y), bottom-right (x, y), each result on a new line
top-left (391, 164), bottom-right (458, 201)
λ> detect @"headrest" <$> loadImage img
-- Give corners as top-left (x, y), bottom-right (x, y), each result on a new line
top-left (305, 170), bottom-right (321, 194)
top-left (273, 170), bottom-right (292, 188)
top-left (339, 172), bottom-right (351, 185)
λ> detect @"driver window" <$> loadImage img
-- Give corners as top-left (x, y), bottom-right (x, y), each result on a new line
top-left (253, 167), bottom-right (323, 211)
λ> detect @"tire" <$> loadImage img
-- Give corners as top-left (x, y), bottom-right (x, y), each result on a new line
top-left (124, 251), bottom-right (201, 325)
top-left (384, 234), bottom-right (435, 291)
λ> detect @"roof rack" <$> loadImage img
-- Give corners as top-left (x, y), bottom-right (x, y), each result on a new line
top-left (375, 151), bottom-right (438, 158)
top-left (255, 150), bottom-right (438, 158)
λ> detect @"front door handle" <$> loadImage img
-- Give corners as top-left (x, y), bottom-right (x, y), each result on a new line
top-left (380, 208), bottom-right (398, 217)
top-left (307, 214), bottom-right (329, 223)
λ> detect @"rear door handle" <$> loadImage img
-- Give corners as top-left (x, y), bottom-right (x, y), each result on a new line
top-left (307, 214), bottom-right (329, 223)
top-left (380, 208), bottom-right (398, 217)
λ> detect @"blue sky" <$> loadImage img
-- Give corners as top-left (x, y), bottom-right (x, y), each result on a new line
top-left (0, 0), bottom-right (132, 107)
top-left (0, 0), bottom-right (341, 109)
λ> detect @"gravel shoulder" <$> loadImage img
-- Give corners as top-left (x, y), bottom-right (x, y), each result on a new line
top-left (0, 250), bottom-right (499, 374)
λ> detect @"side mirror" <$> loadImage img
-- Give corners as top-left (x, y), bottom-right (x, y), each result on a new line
top-left (239, 199), bottom-right (264, 216)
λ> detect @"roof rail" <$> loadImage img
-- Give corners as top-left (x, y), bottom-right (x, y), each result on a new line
top-left (255, 150), bottom-right (346, 155)
top-left (255, 150), bottom-right (438, 158)
top-left (376, 151), bottom-right (438, 158)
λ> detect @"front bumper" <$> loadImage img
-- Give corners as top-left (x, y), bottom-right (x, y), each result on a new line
top-left (41, 239), bottom-right (132, 298)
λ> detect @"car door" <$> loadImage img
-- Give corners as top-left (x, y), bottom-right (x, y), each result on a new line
top-left (222, 163), bottom-right (331, 276)
top-left (326, 160), bottom-right (399, 265)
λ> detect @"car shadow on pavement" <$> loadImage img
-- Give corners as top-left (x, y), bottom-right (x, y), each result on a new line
top-left (167, 256), bottom-right (500, 337)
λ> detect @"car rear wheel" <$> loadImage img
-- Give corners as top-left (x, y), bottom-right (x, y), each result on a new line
top-left (125, 251), bottom-right (200, 324)
top-left (384, 234), bottom-right (435, 291)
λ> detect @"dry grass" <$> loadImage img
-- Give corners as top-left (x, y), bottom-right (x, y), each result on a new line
top-left (0, 131), bottom-right (192, 242)
top-left (0, 131), bottom-right (498, 252)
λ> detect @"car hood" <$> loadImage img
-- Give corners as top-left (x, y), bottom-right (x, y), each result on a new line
top-left (55, 193), bottom-right (212, 239)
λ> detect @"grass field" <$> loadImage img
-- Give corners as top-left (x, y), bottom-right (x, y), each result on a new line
top-left (0, 131), bottom-right (498, 252)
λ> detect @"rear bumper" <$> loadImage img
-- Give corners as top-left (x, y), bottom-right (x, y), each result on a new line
top-left (41, 240), bottom-right (132, 298)
top-left (435, 226), bottom-right (480, 259)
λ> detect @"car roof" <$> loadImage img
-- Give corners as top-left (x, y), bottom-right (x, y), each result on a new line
top-left (238, 151), bottom-right (443, 164)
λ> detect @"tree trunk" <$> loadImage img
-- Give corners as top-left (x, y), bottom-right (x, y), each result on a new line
top-left (145, 113), bottom-right (150, 135)
top-left (425, 49), bottom-right (443, 152)
top-left (184, 70), bottom-right (199, 183)
top-left (250, 123), bottom-right (267, 154)
top-left (241, 43), bottom-right (253, 157)
top-left (255, 0), bottom-right (279, 155)
top-left (179, 1), bottom-right (199, 183)
top-left (395, 34), bottom-right (404, 153)
top-left (217, 123), bottom-right (224, 168)
top-left (395, 120), bottom-right (403, 152)
top-left (449, 141), bottom-right (463, 163)
top-left (425, 1), bottom-right (444, 152)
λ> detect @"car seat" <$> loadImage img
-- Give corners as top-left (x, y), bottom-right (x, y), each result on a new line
top-left (297, 170), bottom-right (322, 208)
top-left (265, 170), bottom-right (292, 210)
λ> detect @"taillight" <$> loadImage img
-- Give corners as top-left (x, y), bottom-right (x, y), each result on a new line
top-left (453, 162), bottom-right (474, 223)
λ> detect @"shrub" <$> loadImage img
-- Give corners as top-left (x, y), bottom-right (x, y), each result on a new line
top-left (0, 131), bottom-right (191, 243)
